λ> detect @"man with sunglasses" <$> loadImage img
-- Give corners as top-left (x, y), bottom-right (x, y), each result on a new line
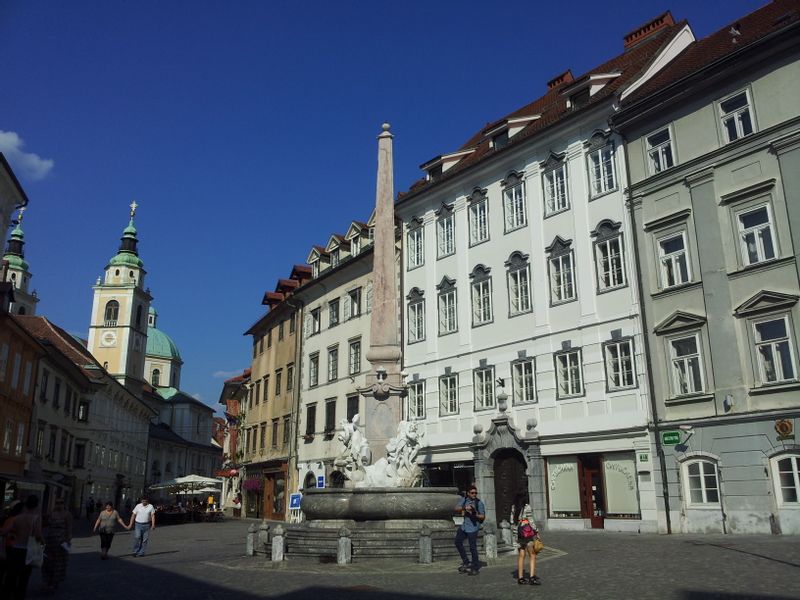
top-left (455, 485), bottom-right (485, 575)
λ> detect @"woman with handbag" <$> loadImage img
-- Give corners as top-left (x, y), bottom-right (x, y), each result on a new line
top-left (42, 499), bottom-right (72, 590)
top-left (516, 517), bottom-right (543, 585)
top-left (0, 495), bottom-right (44, 600)
top-left (93, 501), bottom-right (129, 559)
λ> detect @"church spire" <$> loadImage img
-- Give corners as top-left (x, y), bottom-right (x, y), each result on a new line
top-left (3, 207), bottom-right (38, 315)
top-left (108, 201), bottom-right (144, 270)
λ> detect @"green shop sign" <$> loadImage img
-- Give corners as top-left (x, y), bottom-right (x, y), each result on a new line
top-left (661, 431), bottom-right (681, 446)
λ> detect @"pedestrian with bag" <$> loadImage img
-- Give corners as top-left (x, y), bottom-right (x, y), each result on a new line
top-left (128, 496), bottom-right (156, 557)
top-left (93, 501), bottom-right (129, 559)
top-left (516, 517), bottom-right (543, 585)
top-left (0, 495), bottom-right (44, 600)
top-left (42, 498), bottom-right (72, 591)
top-left (454, 485), bottom-right (485, 576)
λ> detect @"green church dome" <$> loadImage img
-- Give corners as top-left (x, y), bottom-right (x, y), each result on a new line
top-left (147, 325), bottom-right (182, 361)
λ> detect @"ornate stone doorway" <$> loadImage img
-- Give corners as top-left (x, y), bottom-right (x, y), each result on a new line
top-left (492, 448), bottom-right (528, 525)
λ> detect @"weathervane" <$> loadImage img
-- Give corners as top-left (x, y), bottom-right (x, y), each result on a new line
top-left (130, 200), bottom-right (138, 218)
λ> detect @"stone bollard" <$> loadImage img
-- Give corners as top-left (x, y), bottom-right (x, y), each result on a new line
top-left (337, 526), bottom-right (352, 565)
top-left (483, 521), bottom-right (498, 560)
top-left (271, 524), bottom-right (285, 562)
top-left (258, 520), bottom-right (271, 555)
top-left (246, 523), bottom-right (257, 556)
top-left (499, 520), bottom-right (513, 547)
top-left (418, 525), bottom-right (432, 564)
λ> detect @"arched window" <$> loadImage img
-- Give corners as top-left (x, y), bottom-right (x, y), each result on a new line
top-left (682, 459), bottom-right (720, 506)
top-left (104, 300), bottom-right (119, 326)
top-left (303, 472), bottom-right (317, 490)
top-left (772, 453), bottom-right (800, 505)
top-left (17, 306), bottom-right (26, 315)
top-left (152, 369), bottom-right (161, 387)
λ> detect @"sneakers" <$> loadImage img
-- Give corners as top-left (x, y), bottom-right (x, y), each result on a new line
top-left (457, 563), bottom-right (470, 574)
top-left (517, 577), bottom-right (527, 585)
top-left (529, 575), bottom-right (542, 585)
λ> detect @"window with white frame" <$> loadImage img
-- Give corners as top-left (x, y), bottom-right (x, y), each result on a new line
top-left (737, 205), bottom-right (776, 266)
top-left (470, 265), bottom-right (493, 326)
top-left (331, 248), bottom-right (340, 268)
top-left (473, 366), bottom-right (495, 410)
top-left (407, 219), bottom-right (424, 269)
top-left (753, 316), bottom-right (796, 384)
top-left (773, 454), bottom-right (800, 505)
top-left (407, 289), bottom-right (425, 343)
top-left (555, 349), bottom-right (583, 398)
top-left (669, 334), bottom-right (704, 395)
top-left (439, 374), bottom-right (458, 416)
top-left (503, 172), bottom-right (527, 231)
top-left (468, 188), bottom-right (489, 245)
top-left (327, 346), bottom-right (339, 382)
top-left (506, 252), bottom-right (531, 316)
top-left (347, 288), bottom-right (362, 319)
top-left (348, 339), bottom-right (361, 375)
top-left (586, 134), bottom-right (616, 196)
top-left (720, 91), bottom-right (753, 143)
top-left (512, 359), bottom-right (535, 404)
top-left (351, 235), bottom-right (361, 256)
top-left (547, 237), bottom-right (576, 304)
top-left (329, 299), bottom-right (340, 327)
top-left (437, 205), bottom-right (455, 258)
top-left (684, 459), bottom-right (720, 505)
top-left (310, 308), bottom-right (321, 335)
top-left (646, 128), bottom-right (674, 174)
top-left (311, 261), bottom-right (319, 278)
top-left (542, 154), bottom-right (569, 215)
top-left (604, 338), bottom-right (635, 390)
top-left (309, 353), bottom-right (319, 387)
top-left (408, 381), bottom-right (425, 419)
top-left (592, 220), bottom-right (626, 291)
top-left (437, 277), bottom-right (457, 335)
top-left (658, 232), bottom-right (691, 288)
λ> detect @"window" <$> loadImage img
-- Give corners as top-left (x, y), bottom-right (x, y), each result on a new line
top-left (53, 378), bottom-right (61, 409)
top-left (78, 402), bottom-right (89, 422)
top-left (310, 308), bottom-right (321, 335)
top-left (327, 346), bottom-right (339, 382)
top-left (503, 172), bottom-right (526, 231)
top-left (658, 232), bottom-right (690, 288)
top-left (0, 343), bottom-right (8, 383)
top-left (347, 288), bottom-right (362, 319)
top-left (439, 374), bottom-right (458, 416)
top-left (311, 261), bottom-right (319, 278)
top-left (437, 206), bottom-right (455, 258)
top-left (512, 359), bottom-right (536, 404)
top-left (720, 91), bottom-right (753, 143)
top-left (267, 329), bottom-right (273, 347)
top-left (556, 349), bottom-right (583, 398)
top-left (259, 423), bottom-right (266, 450)
top-left (407, 220), bottom-right (424, 269)
top-left (263, 375), bottom-right (269, 403)
top-left (254, 381), bottom-right (261, 406)
top-left (605, 339), bottom-right (636, 390)
top-left (22, 362), bottom-right (32, 396)
top-left (35, 426), bottom-right (44, 457)
top-left (774, 454), bottom-right (800, 505)
top-left (348, 339), bottom-right (361, 375)
top-left (324, 399), bottom-right (336, 434)
top-left (754, 316), bottom-right (796, 384)
top-left (331, 248), bottom-right (340, 268)
top-left (646, 128), bottom-right (674, 174)
top-left (289, 313), bottom-right (296, 334)
top-left (104, 300), bottom-right (119, 326)
top-left (684, 460), bottom-right (720, 505)
top-left (15, 423), bottom-right (25, 456)
top-left (437, 277), bottom-right (457, 335)
top-left (408, 381), bottom-right (425, 419)
top-left (547, 237), bottom-right (576, 304)
top-left (468, 188), bottom-right (489, 245)
top-left (737, 205), bottom-right (775, 266)
top-left (152, 368), bottom-right (161, 387)
top-left (407, 289), bottom-right (425, 343)
top-left (669, 334), bottom-right (704, 395)
top-left (309, 353), bottom-right (319, 387)
top-left (587, 136), bottom-right (616, 196)
top-left (543, 158), bottom-right (569, 215)
top-left (506, 252), bottom-right (531, 316)
top-left (329, 299), bottom-right (340, 327)
top-left (10, 354), bottom-right (20, 390)
top-left (287, 364), bottom-right (294, 391)
top-left (593, 220), bottom-right (626, 291)
top-left (351, 236), bottom-right (361, 256)
top-left (283, 416), bottom-right (291, 445)
top-left (3, 420), bottom-right (12, 453)
top-left (346, 394), bottom-right (359, 421)
top-left (470, 265), bottom-right (493, 326)
top-left (272, 419), bottom-right (279, 447)
top-left (278, 321), bottom-right (285, 341)
top-left (473, 367), bottom-right (495, 410)
top-left (275, 369), bottom-right (282, 395)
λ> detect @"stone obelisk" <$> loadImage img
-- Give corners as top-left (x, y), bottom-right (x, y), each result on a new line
top-left (360, 123), bottom-right (405, 461)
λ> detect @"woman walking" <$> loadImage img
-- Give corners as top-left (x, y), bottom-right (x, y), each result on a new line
top-left (93, 502), bottom-right (129, 559)
top-left (42, 498), bottom-right (72, 591)
top-left (0, 495), bottom-right (44, 600)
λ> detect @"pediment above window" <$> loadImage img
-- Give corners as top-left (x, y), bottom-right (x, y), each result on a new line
top-left (469, 264), bottom-right (491, 281)
top-left (505, 251), bottom-right (530, 269)
top-left (540, 151), bottom-right (566, 171)
top-left (437, 276), bottom-right (456, 292)
top-left (325, 234), bottom-right (345, 253)
top-left (435, 202), bottom-right (454, 217)
top-left (408, 216), bottom-right (424, 230)
top-left (545, 235), bottom-right (573, 257)
top-left (584, 129), bottom-right (612, 152)
top-left (653, 310), bottom-right (707, 335)
top-left (501, 170), bottom-right (524, 188)
top-left (406, 287), bottom-right (425, 301)
top-left (590, 219), bottom-right (622, 240)
top-left (467, 187), bottom-right (488, 203)
top-left (734, 290), bottom-right (799, 317)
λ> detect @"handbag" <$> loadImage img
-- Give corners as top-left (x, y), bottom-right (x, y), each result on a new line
top-left (25, 536), bottom-right (45, 567)
top-left (533, 537), bottom-right (544, 554)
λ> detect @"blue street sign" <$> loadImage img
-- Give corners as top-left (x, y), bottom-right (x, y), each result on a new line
top-left (289, 493), bottom-right (302, 509)
top-left (317, 475), bottom-right (325, 488)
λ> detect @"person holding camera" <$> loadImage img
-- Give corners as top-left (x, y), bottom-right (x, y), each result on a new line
top-left (454, 485), bottom-right (485, 575)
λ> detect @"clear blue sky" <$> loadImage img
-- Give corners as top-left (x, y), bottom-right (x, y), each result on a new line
top-left (1, 0), bottom-right (767, 412)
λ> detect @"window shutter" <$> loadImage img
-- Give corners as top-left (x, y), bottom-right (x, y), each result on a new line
top-left (366, 283), bottom-right (373, 313)
top-left (343, 294), bottom-right (351, 320)
top-left (303, 314), bottom-right (312, 339)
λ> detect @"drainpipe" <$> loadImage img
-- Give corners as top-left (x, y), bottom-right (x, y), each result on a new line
top-left (609, 118), bottom-right (673, 534)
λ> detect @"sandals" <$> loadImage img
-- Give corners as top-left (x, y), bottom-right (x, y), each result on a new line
top-left (529, 575), bottom-right (542, 585)
top-left (517, 577), bottom-right (527, 585)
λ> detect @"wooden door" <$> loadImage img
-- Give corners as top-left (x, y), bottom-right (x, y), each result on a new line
top-left (263, 472), bottom-right (287, 520)
top-left (493, 449), bottom-right (528, 525)
top-left (578, 454), bottom-right (605, 529)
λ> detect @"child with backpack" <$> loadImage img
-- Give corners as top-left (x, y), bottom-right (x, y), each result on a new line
top-left (516, 518), bottom-right (542, 585)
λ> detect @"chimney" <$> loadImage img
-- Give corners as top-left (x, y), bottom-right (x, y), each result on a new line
top-left (623, 11), bottom-right (675, 49)
top-left (547, 69), bottom-right (574, 90)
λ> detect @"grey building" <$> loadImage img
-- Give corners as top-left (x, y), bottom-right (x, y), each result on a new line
top-left (613, 0), bottom-right (800, 534)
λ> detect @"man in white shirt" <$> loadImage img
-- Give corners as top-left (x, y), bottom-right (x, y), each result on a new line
top-left (128, 496), bottom-right (156, 557)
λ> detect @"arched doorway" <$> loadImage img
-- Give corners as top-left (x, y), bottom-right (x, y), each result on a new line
top-left (303, 471), bottom-right (317, 490)
top-left (493, 448), bottom-right (528, 525)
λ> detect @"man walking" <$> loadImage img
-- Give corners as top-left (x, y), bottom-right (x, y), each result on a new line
top-left (454, 485), bottom-right (485, 575)
top-left (128, 496), bottom-right (156, 557)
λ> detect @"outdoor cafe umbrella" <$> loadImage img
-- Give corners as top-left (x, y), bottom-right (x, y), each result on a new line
top-left (149, 475), bottom-right (223, 519)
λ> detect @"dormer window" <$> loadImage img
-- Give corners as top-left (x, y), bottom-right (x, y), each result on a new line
top-left (493, 131), bottom-right (509, 150)
top-left (351, 236), bottom-right (361, 256)
top-left (331, 248), bottom-right (340, 268)
top-left (570, 88), bottom-right (590, 110)
top-left (311, 261), bottom-right (319, 278)
top-left (428, 165), bottom-right (443, 181)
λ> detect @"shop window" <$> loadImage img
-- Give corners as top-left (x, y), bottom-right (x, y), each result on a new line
top-left (548, 456), bottom-right (581, 518)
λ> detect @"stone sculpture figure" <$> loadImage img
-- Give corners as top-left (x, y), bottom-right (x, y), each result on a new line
top-left (334, 414), bottom-right (371, 482)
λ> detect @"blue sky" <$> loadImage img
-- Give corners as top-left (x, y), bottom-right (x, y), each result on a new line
top-left (1, 0), bottom-right (766, 411)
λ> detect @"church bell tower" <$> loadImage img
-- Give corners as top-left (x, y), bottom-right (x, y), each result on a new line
top-left (2, 207), bottom-right (39, 316)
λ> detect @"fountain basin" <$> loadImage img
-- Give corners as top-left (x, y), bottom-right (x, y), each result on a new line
top-left (301, 486), bottom-right (460, 521)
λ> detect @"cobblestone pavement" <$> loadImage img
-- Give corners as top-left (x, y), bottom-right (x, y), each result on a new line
top-left (25, 518), bottom-right (800, 600)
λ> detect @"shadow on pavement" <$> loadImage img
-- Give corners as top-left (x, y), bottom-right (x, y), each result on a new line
top-left (681, 593), bottom-right (800, 600)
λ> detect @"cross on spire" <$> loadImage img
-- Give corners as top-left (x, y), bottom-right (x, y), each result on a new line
top-left (130, 200), bottom-right (138, 218)
top-left (17, 206), bottom-right (26, 224)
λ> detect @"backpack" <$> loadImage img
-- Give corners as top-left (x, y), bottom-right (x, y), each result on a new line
top-left (518, 522), bottom-right (535, 540)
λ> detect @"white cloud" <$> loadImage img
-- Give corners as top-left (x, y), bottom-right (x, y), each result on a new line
top-left (212, 370), bottom-right (241, 379)
top-left (0, 130), bottom-right (54, 181)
